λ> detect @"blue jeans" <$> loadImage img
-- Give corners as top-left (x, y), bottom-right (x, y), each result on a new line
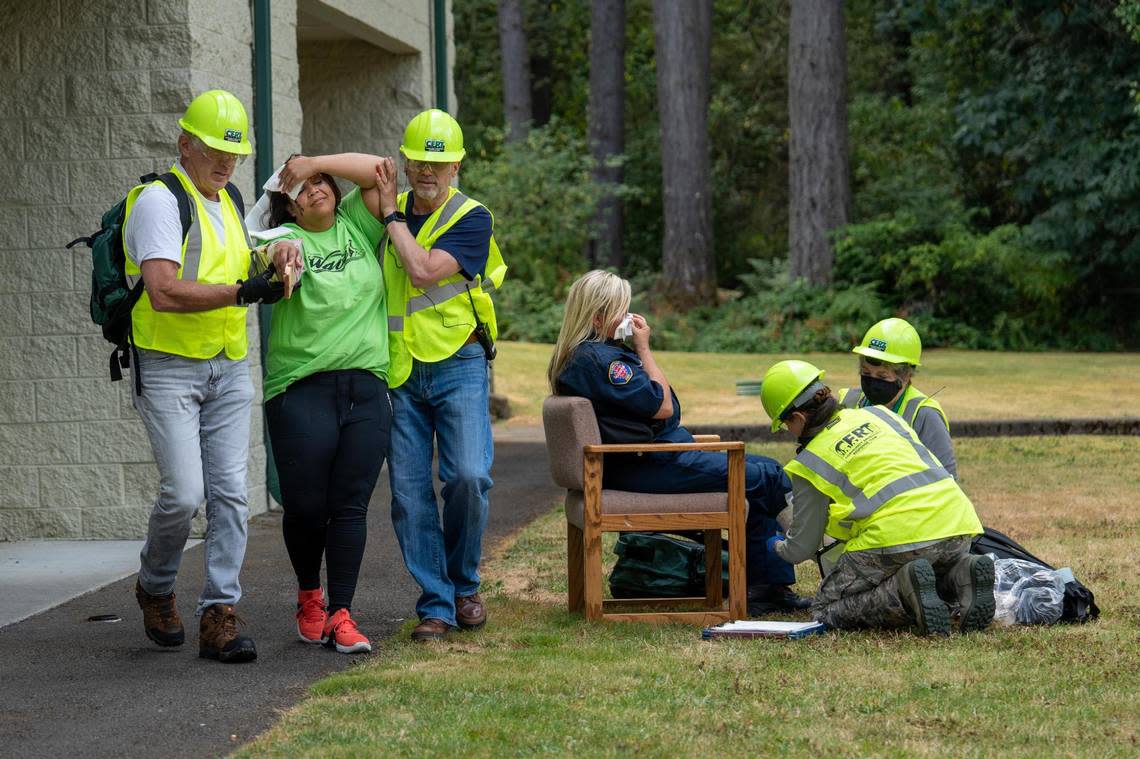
top-left (132, 349), bottom-right (254, 615)
top-left (605, 449), bottom-right (796, 587)
top-left (389, 343), bottom-right (493, 626)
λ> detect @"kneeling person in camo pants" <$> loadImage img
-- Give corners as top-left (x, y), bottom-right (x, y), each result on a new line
top-left (760, 360), bottom-right (995, 635)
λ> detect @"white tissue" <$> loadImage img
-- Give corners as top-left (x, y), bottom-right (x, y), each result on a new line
top-left (613, 314), bottom-right (634, 341)
top-left (244, 163), bottom-right (305, 241)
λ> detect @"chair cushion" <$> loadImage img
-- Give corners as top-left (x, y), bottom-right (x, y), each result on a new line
top-left (542, 395), bottom-right (600, 490)
top-left (564, 489), bottom-right (728, 528)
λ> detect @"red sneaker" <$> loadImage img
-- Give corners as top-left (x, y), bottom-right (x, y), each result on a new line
top-left (296, 588), bottom-right (327, 644)
top-left (323, 608), bottom-right (371, 654)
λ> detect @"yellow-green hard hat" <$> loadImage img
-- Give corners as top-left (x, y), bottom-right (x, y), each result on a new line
top-left (852, 317), bottom-right (922, 366)
top-left (400, 109), bottom-right (466, 162)
top-left (178, 89), bottom-right (252, 155)
top-left (761, 360), bottom-right (826, 432)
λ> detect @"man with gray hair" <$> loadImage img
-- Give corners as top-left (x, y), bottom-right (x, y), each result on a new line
top-left (123, 89), bottom-right (282, 662)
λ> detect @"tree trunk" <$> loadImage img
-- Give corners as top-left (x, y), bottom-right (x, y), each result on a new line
top-left (788, 0), bottom-right (850, 286)
top-left (588, 0), bottom-right (625, 269)
top-left (498, 0), bottom-right (532, 142)
top-left (653, 0), bottom-right (715, 305)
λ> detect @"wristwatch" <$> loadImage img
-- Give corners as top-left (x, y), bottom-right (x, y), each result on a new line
top-left (382, 210), bottom-right (406, 226)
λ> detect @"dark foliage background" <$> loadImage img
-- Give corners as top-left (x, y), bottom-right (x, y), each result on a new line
top-left (455, 0), bottom-right (1140, 350)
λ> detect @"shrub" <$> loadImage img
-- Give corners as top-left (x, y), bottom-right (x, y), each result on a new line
top-left (461, 120), bottom-right (606, 294)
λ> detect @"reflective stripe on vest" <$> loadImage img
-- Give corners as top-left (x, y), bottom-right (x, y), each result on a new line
top-left (795, 406), bottom-right (952, 523)
top-left (841, 387), bottom-right (863, 409)
top-left (383, 187), bottom-right (505, 389)
top-left (124, 165), bottom-right (250, 360)
top-left (182, 212), bottom-right (205, 281)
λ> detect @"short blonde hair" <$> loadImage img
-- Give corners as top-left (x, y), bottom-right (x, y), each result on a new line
top-left (547, 270), bottom-right (631, 393)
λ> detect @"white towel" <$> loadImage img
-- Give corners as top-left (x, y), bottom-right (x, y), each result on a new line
top-left (245, 164), bottom-right (305, 241)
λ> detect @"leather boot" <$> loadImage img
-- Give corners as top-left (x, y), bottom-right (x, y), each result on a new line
top-left (135, 581), bottom-right (184, 647)
top-left (199, 604), bottom-right (257, 663)
top-left (456, 593), bottom-right (487, 630)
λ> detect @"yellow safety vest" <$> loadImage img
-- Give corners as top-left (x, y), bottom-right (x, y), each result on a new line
top-left (383, 187), bottom-right (506, 389)
top-left (785, 406), bottom-right (981, 553)
top-left (838, 384), bottom-right (949, 431)
top-left (123, 165), bottom-right (251, 359)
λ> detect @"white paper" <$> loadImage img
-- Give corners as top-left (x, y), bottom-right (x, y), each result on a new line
top-left (707, 620), bottom-right (823, 633)
top-left (613, 313), bottom-right (634, 341)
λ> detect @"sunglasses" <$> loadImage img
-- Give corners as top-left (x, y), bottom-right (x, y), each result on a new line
top-left (405, 159), bottom-right (451, 174)
top-left (195, 141), bottom-right (246, 166)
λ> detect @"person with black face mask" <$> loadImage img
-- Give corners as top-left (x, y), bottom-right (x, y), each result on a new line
top-left (838, 318), bottom-right (957, 479)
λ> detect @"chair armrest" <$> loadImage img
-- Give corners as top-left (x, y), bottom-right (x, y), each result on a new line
top-left (691, 434), bottom-right (721, 442)
top-left (584, 441), bottom-right (744, 454)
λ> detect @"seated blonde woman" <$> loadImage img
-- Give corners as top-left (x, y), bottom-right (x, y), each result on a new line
top-left (547, 270), bottom-right (808, 612)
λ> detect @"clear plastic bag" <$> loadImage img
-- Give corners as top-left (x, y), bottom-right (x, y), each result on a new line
top-left (988, 555), bottom-right (1065, 626)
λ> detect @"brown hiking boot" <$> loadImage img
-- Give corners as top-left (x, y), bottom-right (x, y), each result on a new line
top-left (411, 618), bottom-right (451, 642)
top-left (199, 604), bottom-right (257, 663)
top-left (456, 593), bottom-right (487, 630)
top-left (135, 580), bottom-right (184, 647)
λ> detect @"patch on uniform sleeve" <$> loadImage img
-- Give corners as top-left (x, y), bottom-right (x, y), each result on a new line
top-left (608, 360), bottom-right (634, 385)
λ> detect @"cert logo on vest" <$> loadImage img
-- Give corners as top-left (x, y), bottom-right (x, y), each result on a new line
top-left (608, 361), bottom-right (634, 385)
top-left (834, 421), bottom-right (881, 459)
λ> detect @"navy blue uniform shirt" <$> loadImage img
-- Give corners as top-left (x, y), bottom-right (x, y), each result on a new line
top-left (555, 339), bottom-right (689, 444)
top-left (403, 194), bottom-right (492, 281)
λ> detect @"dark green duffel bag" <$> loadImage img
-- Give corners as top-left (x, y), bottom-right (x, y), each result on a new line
top-left (609, 532), bottom-right (728, 598)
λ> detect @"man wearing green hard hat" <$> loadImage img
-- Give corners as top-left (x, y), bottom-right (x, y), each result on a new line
top-left (758, 359), bottom-right (994, 636)
top-left (125, 89), bottom-right (283, 664)
top-left (375, 109), bottom-right (507, 642)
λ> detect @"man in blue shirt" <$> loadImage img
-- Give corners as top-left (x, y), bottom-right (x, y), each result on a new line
top-left (376, 110), bottom-right (506, 641)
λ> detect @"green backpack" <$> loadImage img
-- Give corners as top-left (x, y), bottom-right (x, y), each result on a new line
top-left (609, 532), bottom-right (729, 598)
top-left (67, 172), bottom-right (244, 393)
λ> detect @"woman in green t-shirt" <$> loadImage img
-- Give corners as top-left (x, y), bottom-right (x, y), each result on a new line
top-left (261, 153), bottom-right (390, 654)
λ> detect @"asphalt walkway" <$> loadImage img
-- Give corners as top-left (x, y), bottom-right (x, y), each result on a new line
top-left (0, 437), bottom-right (560, 759)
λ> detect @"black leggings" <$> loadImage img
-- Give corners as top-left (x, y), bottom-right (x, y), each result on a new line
top-left (266, 370), bottom-right (391, 613)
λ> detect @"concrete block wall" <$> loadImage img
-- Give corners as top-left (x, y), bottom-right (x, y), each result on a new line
top-left (0, 0), bottom-right (294, 539)
top-left (0, 0), bottom-right (451, 540)
top-left (299, 39), bottom-right (426, 166)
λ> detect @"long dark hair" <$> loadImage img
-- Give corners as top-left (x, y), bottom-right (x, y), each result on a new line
top-left (267, 172), bottom-right (343, 227)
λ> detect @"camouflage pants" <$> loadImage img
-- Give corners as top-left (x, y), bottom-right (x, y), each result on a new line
top-left (811, 536), bottom-right (972, 630)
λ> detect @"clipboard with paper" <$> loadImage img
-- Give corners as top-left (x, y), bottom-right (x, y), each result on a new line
top-left (702, 620), bottom-right (827, 640)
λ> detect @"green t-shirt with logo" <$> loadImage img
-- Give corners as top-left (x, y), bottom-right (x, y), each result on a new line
top-left (263, 187), bottom-right (389, 401)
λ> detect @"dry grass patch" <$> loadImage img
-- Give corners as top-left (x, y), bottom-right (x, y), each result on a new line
top-left (239, 437), bottom-right (1140, 758)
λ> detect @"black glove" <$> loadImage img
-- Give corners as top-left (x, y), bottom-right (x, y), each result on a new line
top-left (235, 268), bottom-right (285, 305)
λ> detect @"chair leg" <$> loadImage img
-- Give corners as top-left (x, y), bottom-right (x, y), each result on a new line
top-left (583, 523), bottom-right (604, 621)
top-left (727, 510), bottom-right (747, 621)
top-left (567, 521), bottom-right (585, 613)
top-left (704, 529), bottom-right (723, 608)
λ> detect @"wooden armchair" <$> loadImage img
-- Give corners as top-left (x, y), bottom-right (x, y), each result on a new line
top-left (541, 395), bottom-right (746, 624)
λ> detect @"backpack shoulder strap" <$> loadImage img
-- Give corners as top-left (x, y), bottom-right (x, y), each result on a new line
top-left (223, 182), bottom-right (246, 217)
top-left (222, 182), bottom-right (252, 246)
top-left (155, 172), bottom-right (193, 241)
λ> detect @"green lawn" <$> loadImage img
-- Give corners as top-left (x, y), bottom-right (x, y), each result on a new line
top-left (238, 435), bottom-right (1140, 758)
top-left (493, 341), bottom-right (1140, 427)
